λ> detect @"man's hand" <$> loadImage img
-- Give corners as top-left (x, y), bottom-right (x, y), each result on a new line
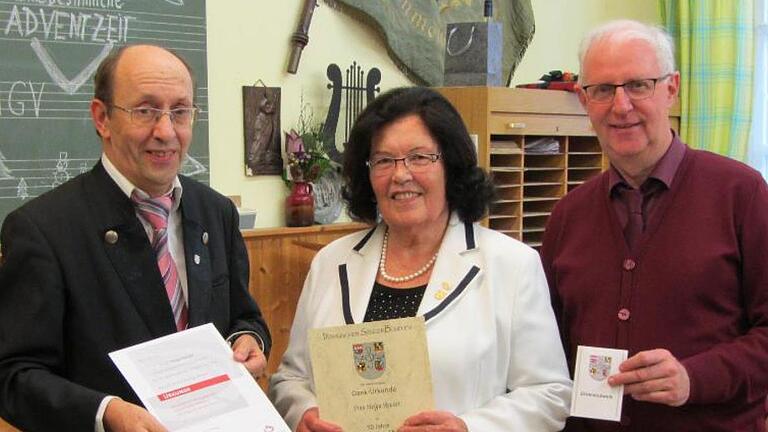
top-left (608, 348), bottom-right (690, 407)
top-left (231, 334), bottom-right (267, 377)
top-left (297, 407), bottom-right (342, 432)
top-left (103, 399), bottom-right (167, 432)
top-left (398, 410), bottom-right (468, 432)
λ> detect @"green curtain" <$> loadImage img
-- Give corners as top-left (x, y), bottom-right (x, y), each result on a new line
top-left (660, 0), bottom-right (754, 160)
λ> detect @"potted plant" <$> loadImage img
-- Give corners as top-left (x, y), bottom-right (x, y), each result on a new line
top-left (283, 102), bottom-right (332, 227)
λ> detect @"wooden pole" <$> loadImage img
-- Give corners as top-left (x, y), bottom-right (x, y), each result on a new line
top-left (287, 0), bottom-right (318, 74)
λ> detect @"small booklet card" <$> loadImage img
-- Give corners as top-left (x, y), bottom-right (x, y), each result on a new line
top-left (570, 345), bottom-right (628, 422)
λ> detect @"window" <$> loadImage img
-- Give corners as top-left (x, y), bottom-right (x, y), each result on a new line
top-left (748, 0), bottom-right (768, 176)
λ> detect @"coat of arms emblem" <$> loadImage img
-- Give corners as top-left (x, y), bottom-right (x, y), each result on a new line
top-left (588, 355), bottom-right (611, 381)
top-left (353, 341), bottom-right (386, 380)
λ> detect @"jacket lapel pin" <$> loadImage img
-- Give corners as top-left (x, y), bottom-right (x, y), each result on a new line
top-left (104, 230), bottom-right (118, 244)
top-left (433, 281), bottom-right (452, 300)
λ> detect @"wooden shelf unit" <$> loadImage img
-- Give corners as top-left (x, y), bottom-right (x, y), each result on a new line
top-left (436, 87), bottom-right (680, 248)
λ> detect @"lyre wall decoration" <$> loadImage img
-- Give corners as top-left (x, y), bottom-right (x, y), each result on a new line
top-left (243, 81), bottom-right (282, 176)
top-left (321, 61), bottom-right (381, 164)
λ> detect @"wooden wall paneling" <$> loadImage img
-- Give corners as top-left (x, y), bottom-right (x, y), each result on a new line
top-left (242, 223), bottom-right (367, 390)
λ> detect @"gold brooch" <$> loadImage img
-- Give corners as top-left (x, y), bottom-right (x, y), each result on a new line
top-left (433, 282), bottom-right (452, 300)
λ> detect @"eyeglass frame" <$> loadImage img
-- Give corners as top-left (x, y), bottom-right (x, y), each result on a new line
top-left (580, 73), bottom-right (673, 104)
top-left (365, 152), bottom-right (442, 175)
top-left (110, 104), bottom-right (199, 127)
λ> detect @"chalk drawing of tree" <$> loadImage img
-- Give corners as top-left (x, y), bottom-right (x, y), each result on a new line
top-left (17, 178), bottom-right (28, 200)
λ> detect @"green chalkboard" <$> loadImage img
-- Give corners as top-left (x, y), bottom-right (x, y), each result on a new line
top-left (0, 0), bottom-right (209, 227)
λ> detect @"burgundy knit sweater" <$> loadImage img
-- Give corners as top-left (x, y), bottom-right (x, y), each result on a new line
top-left (542, 144), bottom-right (768, 431)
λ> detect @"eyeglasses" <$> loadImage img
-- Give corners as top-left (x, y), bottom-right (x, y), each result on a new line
top-left (366, 153), bottom-right (441, 176)
top-left (581, 74), bottom-right (672, 103)
top-left (111, 104), bottom-right (199, 127)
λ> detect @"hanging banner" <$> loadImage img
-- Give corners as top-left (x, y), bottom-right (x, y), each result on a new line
top-left (328, 0), bottom-right (535, 86)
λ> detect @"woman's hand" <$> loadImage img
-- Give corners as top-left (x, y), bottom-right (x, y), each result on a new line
top-left (297, 407), bottom-right (343, 432)
top-left (398, 410), bottom-right (468, 432)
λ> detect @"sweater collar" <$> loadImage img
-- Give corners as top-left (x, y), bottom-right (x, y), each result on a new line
top-left (608, 131), bottom-right (687, 195)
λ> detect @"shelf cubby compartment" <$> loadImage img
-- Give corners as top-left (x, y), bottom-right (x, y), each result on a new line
top-left (524, 168), bottom-right (565, 185)
top-left (523, 184), bottom-right (564, 201)
top-left (524, 214), bottom-right (550, 231)
top-left (567, 167), bottom-right (602, 183)
top-left (567, 153), bottom-right (603, 170)
top-left (491, 169), bottom-right (522, 187)
top-left (523, 153), bottom-right (566, 170)
top-left (490, 135), bottom-right (523, 154)
top-left (568, 136), bottom-right (602, 153)
top-left (491, 152), bottom-right (522, 170)
top-left (522, 198), bottom-right (558, 217)
top-left (523, 135), bottom-right (565, 155)
top-left (522, 229), bottom-right (544, 248)
top-left (488, 214), bottom-right (520, 239)
top-left (491, 201), bottom-right (521, 218)
top-left (495, 184), bottom-right (521, 202)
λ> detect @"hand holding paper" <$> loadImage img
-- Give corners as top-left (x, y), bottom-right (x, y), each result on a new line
top-left (398, 410), bottom-right (468, 432)
top-left (297, 407), bottom-right (342, 432)
top-left (608, 348), bottom-right (690, 407)
top-left (110, 324), bottom-right (289, 432)
top-left (231, 334), bottom-right (267, 377)
top-left (103, 399), bottom-right (168, 432)
top-left (570, 345), bottom-right (627, 422)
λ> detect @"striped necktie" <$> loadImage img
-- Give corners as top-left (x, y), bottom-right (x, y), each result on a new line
top-left (131, 190), bottom-right (188, 331)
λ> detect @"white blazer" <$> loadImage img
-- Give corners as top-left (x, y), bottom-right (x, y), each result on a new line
top-left (269, 214), bottom-right (571, 431)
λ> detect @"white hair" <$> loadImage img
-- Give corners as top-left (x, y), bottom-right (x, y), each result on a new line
top-left (578, 19), bottom-right (676, 83)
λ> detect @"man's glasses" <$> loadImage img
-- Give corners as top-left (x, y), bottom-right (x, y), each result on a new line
top-left (366, 153), bottom-right (441, 176)
top-left (111, 104), bottom-right (199, 127)
top-left (581, 74), bottom-right (672, 103)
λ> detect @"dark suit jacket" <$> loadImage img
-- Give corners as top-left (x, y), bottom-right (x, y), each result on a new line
top-left (0, 162), bottom-right (271, 431)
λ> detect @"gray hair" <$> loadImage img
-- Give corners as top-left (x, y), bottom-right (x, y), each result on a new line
top-left (578, 19), bottom-right (676, 83)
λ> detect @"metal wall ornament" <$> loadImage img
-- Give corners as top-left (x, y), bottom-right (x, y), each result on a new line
top-left (243, 81), bottom-right (283, 176)
top-left (321, 61), bottom-right (381, 164)
top-left (310, 61), bottom-right (380, 224)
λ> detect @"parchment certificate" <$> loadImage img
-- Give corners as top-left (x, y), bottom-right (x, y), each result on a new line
top-left (309, 316), bottom-right (434, 432)
top-left (109, 323), bottom-right (289, 432)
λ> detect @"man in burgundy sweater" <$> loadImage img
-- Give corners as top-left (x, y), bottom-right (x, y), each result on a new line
top-left (541, 20), bottom-right (768, 431)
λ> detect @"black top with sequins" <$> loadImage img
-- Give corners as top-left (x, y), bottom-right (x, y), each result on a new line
top-left (363, 281), bottom-right (427, 322)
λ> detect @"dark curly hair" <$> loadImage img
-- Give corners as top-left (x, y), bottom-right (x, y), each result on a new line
top-left (342, 87), bottom-right (495, 223)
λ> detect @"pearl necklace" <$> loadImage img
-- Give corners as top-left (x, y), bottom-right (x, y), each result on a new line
top-left (378, 229), bottom-right (438, 283)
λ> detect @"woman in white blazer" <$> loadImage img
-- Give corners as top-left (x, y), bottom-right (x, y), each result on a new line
top-left (270, 87), bottom-right (571, 432)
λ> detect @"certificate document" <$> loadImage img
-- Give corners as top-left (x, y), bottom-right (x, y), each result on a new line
top-left (570, 345), bottom-right (628, 422)
top-left (309, 316), bottom-right (434, 432)
top-left (109, 323), bottom-right (289, 432)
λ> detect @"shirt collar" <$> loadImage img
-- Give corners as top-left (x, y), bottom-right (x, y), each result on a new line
top-left (101, 153), bottom-right (183, 211)
top-left (608, 131), bottom-right (686, 194)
